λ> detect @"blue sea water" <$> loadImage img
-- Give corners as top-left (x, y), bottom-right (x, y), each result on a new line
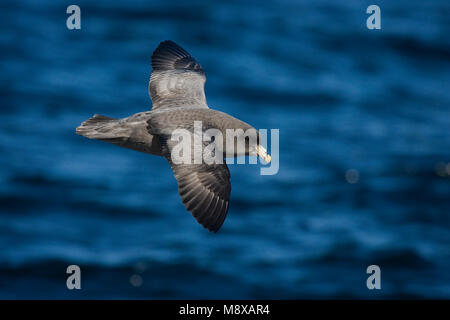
top-left (0, 0), bottom-right (449, 299)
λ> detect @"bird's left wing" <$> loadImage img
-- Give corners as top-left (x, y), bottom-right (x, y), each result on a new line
top-left (149, 40), bottom-right (208, 110)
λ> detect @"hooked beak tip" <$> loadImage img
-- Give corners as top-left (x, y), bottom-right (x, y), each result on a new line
top-left (256, 145), bottom-right (271, 163)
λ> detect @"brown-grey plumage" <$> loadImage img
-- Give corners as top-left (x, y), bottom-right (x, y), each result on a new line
top-left (149, 40), bottom-right (208, 110)
top-left (167, 162), bottom-right (230, 233)
top-left (76, 40), bottom-right (270, 233)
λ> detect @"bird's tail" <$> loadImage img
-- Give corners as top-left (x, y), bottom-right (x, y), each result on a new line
top-left (76, 114), bottom-right (129, 143)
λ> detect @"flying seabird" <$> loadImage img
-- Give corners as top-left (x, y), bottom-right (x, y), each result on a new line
top-left (76, 40), bottom-right (271, 232)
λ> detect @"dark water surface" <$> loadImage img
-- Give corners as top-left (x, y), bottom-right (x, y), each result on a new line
top-left (1, 0), bottom-right (449, 298)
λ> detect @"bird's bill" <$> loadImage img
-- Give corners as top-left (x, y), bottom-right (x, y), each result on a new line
top-left (256, 145), bottom-right (271, 163)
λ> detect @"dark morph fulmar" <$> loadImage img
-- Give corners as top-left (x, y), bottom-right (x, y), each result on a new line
top-left (76, 40), bottom-right (271, 232)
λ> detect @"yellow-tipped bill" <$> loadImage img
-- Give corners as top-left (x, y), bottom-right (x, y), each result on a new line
top-left (256, 145), bottom-right (271, 163)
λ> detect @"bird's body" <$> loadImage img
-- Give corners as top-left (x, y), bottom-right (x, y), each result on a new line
top-left (76, 40), bottom-right (270, 232)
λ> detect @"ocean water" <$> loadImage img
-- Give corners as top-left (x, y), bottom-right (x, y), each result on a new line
top-left (0, 0), bottom-right (449, 299)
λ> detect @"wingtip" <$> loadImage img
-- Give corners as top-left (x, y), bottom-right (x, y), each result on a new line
top-left (159, 40), bottom-right (177, 47)
top-left (152, 40), bottom-right (188, 68)
top-left (207, 224), bottom-right (221, 233)
top-left (154, 40), bottom-right (181, 55)
top-left (151, 40), bottom-right (203, 73)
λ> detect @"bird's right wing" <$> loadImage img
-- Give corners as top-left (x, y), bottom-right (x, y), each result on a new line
top-left (156, 134), bottom-right (231, 233)
top-left (149, 41), bottom-right (208, 110)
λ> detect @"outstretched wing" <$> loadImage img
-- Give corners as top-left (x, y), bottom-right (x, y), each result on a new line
top-left (149, 40), bottom-right (208, 110)
top-left (169, 162), bottom-right (230, 233)
top-left (157, 134), bottom-right (231, 233)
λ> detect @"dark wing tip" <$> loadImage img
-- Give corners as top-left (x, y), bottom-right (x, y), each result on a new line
top-left (180, 184), bottom-right (230, 233)
top-left (151, 40), bottom-right (204, 73)
top-left (201, 198), bottom-right (229, 233)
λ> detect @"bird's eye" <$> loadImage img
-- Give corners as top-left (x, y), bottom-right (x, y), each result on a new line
top-left (188, 62), bottom-right (198, 70)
